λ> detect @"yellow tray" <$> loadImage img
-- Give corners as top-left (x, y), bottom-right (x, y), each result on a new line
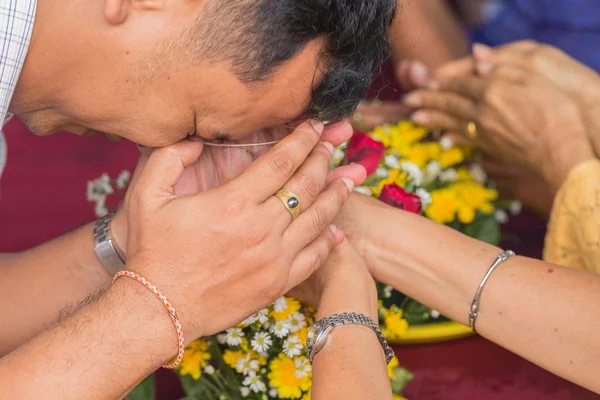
top-left (389, 321), bottom-right (475, 345)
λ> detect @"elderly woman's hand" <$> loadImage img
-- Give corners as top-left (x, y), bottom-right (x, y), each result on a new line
top-left (403, 65), bottom-right (595, 193)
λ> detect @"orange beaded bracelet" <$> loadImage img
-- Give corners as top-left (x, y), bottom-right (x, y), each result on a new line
top-left (112, 270), bottom-right (185, 369)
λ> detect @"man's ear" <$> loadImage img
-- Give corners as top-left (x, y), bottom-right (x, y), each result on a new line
top-left (104, 0), bottom-right (167, 25)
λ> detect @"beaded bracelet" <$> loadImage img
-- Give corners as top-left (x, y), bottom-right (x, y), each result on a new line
top-left (112, 270), bottom-right (185, 369)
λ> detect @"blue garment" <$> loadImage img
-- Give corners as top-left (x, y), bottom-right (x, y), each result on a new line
top-left (471, 0), bottom-right (600, 71)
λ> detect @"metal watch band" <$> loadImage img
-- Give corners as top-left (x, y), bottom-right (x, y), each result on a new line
top-left (309, 312), bottom-right (395, 364)
top-left (93, 211), bottom-right (126, 276)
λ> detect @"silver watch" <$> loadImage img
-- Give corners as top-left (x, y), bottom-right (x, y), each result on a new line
top-left (93, 211), bottom-right (125, 275)
top-left (306, 312), bottom-right (395, 364)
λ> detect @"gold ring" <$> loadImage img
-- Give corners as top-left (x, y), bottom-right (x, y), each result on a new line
top-left (275, 189), bottom-right (301, 220)
top-left (465, 121), bottom-right (478, 141)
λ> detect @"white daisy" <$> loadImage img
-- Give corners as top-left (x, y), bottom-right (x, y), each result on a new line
top-left (333, 148), bottom-right (346, 162)
top-left (240, 387), bottom-right (250, 397)
top-left (225, 328), bottom-right (245, 346)
top-left (416, 188), bottom-right (432, 210)
top-left (440, 168), bottom-right (459, 183)
top-left (86, 181), bottom-right (104, 202)
top-left (426, 161), bottom-right (442, 182)
top-left (203, 365), bottom-right (215, 375)
top-left (273, 297), bottom-right (288, 313)
top-left (430, 310), bottom-right (441, 319)
top-left (236, 355), bottom-right (260, 375)
top-left (375, 167), bottom-right (388, 178)
top-left (270, 320), bottom-right (291, 338)
top-left (510, 201), bottom-right (523, 215)
top-left (98, 173), bottom-right (115, 194)
top-left (116, 170), bottom-right (131, 189)
top-left (243, 372), bottom-right (266, 393)
top-left (94, 197), bottom-right (108, 218)
top-left (251, 332), bottom-right (273, 353)
top-left (401, 161), bottom-right (424, 186)
top-left (495, 209), bottom-right (509, 224)
top-left (294, 358), bottom-right (312, 379)
top-left (269, 388), bottom-right (279, 398)
top-left (256, 308), bottom-right (269, 324)
top-left (217, 333), bottom-right (227, 345)
top-left (283, 336), bottom-right (303, 358)
top-left (382, 285), bottom-right (394, 299)
top-left (240, 313), bottom-right (258, 327)
top-left (385, 155), bottom-right (400, 169)
top-left (287, 312), bottom-right (306, 333)
top-left (469, 164), bottom-right (487, 185)
top-left (440, 136), bottom-right (454, 150)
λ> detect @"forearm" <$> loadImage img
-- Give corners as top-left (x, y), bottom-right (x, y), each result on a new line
top-left (0, 222), bottom-right (111, 355)
top-left (391, 0), bottom-right (468, 68)
top-left (311, 264), bottom-right (391, 400)
top-left (366, 208), bottom-right (600, 393)
top-left (0, 277), bottom-right (174, 399)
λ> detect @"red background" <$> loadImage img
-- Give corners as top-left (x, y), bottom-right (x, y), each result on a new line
top-left (1, 64), bottom-right (597, 399)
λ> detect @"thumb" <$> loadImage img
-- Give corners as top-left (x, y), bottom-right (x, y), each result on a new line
top-left (135, 138), bottom-right (204, 203)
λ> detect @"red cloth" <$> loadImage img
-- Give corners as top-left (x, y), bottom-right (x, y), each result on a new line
top-left (2, 120), bottom-right (597, 400)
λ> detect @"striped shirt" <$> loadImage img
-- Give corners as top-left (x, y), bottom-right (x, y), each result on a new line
top-left (0, 0), bottom-right (36, 182)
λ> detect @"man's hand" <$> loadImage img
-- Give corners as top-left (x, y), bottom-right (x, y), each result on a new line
top-left (122, 121), bottom-right (366, 341)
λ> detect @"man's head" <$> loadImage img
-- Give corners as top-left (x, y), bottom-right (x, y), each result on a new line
top-left (12, 0), bottom-right (396, 146)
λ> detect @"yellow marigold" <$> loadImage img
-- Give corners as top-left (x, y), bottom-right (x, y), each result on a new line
top-left (268, 354), bottom-right (311, 399)
top-left (393, 396), bottom-right (408, 400)
top-left (456, 167), bottom-right (473, 182)
top-left (271, 297), bottom-right (302, 321)
top-left (389, 121), bottom-right (429, 154)
top-left (404, 142), bottom-right (441, 167)
top-left (439, 147), bottom-right (465, 169)
top-left (383, 308), bottom-right (409, 340)
top-left (223, 350), bottom-right (245, 370)
top-left (292, 326), bottom-right (310, 347)
top-left (370, 126), bottom-right (391, 147)
top-left (179, 340), bottom-right (211, 380)
top-left (387, 356), bottom-right (400, 379)
top-left (452, 182), bottom-right (498, 223)
top-left (302, 393), bottom-right (311, 400)
top-left (426, 189), bottom-right (459, 224)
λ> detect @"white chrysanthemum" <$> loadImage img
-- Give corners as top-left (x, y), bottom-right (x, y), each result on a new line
top-left (426, 161), bottom-right (442, 182)
top-left (385, 155), bottom-right (400, 169)
top-left (469, 164), bottom-right (487, 185)
top-left (495, 209), bottom-right (509, 224)
top-left (382, 285), bottom-right (393, 299)
top-left (243, 372), bottom-right (266, 393)
top-left (273, 297), bottom-right (288, 313)
top-left (236, 355), bottom-right (260, 375)
top-left (416, 188), bottom-right (432, 210)
top-left (225, 328), bottom-right (245, 346)
top-left (240, 313), bottom-right (258, 326)
top-left (204, 365), bottom-right (215, 375)
top-left (86, 181), bottom-right (104, 202)
top-left (440, 168), bottom-right (459, 183)
top-left (269, 388), bottom-right (278, 398)
top-left (251, 332), bottom-right (273, 353)
top-left (270, 320), bottom-right (291, 338)
top-left (294, 358), bottom-right (312, 379)
top-left (283, 336), bottom-right (303, 358)
top-left (116, 170), bottom-right (131, 189)
top-left (375, 167), bottom-right (388, 178)
top-left (510, 201), bottom-right (523, 215)
top-left (440, 136), bottom-right (454, 150)
top-left (401, 161), bottom-right (423, 186)
top-left (287, 312), bottom-right (306, 333)
top-left (240, 387), bottom-right (250, 397)
top-left (354, 186), bottom-right (372, 196)
top-left (98, 173), bottom-right (115, 194)
top-left (256, 308), bottom-right (269, 324)
top-left (430, 310), bottom-right (441, 319)
top-left (94, 197), bottom-right (108, 218)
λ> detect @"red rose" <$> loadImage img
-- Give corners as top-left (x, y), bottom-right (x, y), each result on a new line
top-left (378, 184), bottom-right (422, 214)
top-left (345, 131), bottom-right (385, 176)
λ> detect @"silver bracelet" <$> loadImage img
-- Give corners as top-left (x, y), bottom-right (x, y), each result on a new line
top-left (469, 250), bottom-right (515, 333)
top-left (93, 210), bottom-right (126, 275)
top-left (306, 312), bottom-right (395, 365)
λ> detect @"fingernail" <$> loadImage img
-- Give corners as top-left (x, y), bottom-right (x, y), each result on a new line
top-left (427, 80), bottom-right (440, 90)
top-left (473, 43), bottom-right (492, 59)
top-left (309, 119), bottom-right (325, 134)
top-left (411, 61), bottom-right (430, 84)
top-left (329, 224), bottom-right (338, 236)
top-left (323, 141), bottom-right (335, 155)
top-left (342, 177), bottom-right (355, 192)
top-left (477, 62), bottom-right (493, 76)
top-left (402, 93), bottom-right (422, 107)
top-left (411, 111), bottom-right (429, 124)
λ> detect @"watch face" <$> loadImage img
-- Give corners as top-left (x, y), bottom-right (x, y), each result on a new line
top-left (306, 321), bottom-right (322, 348)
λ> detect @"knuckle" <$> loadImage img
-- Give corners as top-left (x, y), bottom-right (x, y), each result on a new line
top-left (268, 151), bottom-right (296, 176)
top-left (221, 192), bottom-right (249, 215)
top-left (310, 205), bottom-right (332, 233)
top-left (296, 173), bottom-right (322, 202)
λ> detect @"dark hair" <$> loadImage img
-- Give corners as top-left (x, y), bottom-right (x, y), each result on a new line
top-left (193, 0), bottom-right (397, 122)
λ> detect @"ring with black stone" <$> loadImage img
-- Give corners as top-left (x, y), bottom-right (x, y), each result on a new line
top-left (275, 189), bottom-right (301, 220)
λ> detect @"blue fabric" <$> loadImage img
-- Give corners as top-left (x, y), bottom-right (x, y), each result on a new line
top-left (470, 0), bottom-right (600, 71)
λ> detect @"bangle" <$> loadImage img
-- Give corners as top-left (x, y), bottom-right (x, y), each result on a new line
top-left (112, 270), bottom-right (185, 369)
top-left (468, 250), bottom-right (515, 333)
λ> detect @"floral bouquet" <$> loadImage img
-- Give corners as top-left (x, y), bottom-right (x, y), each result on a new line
top-left (88, 121), bottom-right (519, 400)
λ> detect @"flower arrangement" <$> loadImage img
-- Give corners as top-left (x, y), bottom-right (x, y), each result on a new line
top-left (87, 120), bottom-right (519, 400)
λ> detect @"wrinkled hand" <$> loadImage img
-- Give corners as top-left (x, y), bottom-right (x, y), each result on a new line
top-left (117, 121), bottom-right (366, 341)
top-left (404, 65), bottom-right (595, 193)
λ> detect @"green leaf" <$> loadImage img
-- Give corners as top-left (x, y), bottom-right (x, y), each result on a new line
top-left (462, 213), bottom-right (501, 245)
top-left (126, 374), bottom-right (155, 400)
top-left (403, 300), bottom-right (432, 325)
top-left (391, 367), bottom-right (415, 394)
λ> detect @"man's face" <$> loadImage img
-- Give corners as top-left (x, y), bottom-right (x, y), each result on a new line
top-left (15, 6), bottom-right (324, 147)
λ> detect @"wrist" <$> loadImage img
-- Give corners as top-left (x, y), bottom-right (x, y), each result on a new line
top-left (316, 271), bottom-right (378, 321)
top-left (545, 142), bottom-right (595, 194)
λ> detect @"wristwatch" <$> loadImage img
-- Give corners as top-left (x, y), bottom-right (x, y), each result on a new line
top-left (306, 312), bottom-right (395, 364)
top-left (93, 211), bottom-right (126, 275)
